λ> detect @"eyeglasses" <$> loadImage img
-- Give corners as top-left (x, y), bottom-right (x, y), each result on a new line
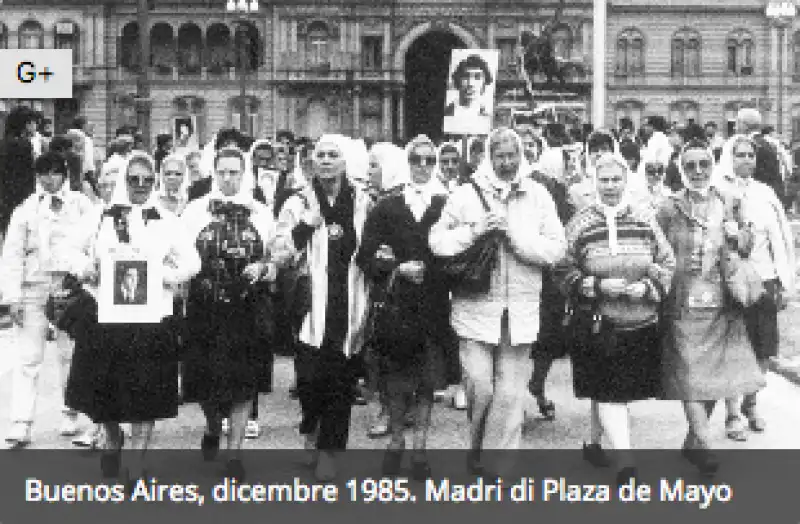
top-left (163, 170), bottom-right (183, 177)
top-left (734, 152), bottom-right (756, 159)
top-left (682, 159), bottom-right (712, 171)
top-left (316, 151), bottom-right (340, 160)
top-left (645, 166), bottom-right (664, 175)
top-left (126, 176), bottom-right (156, 185)
top-left (440, 158), bottom-right (459, 166)
top-left (409, 155), bottom-right (437, 167)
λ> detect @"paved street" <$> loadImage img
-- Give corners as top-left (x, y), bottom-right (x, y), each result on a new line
top-left (1, 328), bottom-right (798, 451)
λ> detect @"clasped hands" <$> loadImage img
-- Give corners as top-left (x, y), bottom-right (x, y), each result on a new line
top-left (375, 244), bottom-right (425, 285)
top-left (471, 211), bottom-right (508, 237)
top-left (242, 261), bottom-right (277, 284)
top-left (580, 276), bottom-right (648, 301)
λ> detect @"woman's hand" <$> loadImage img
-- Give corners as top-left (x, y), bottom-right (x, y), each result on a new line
top-left (396, 261), bottom-right (425, 285)
top-left (580, 276), bottom-right (597, 298)
top-left (625, 281), bottom-right (648, 301)
top-left (242, 262), bottom-right (267, 283)
top-left (599, 278), bottom-right (628, 298)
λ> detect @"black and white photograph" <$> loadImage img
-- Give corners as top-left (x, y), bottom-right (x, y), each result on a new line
top-left (112, 260), bottom-right (148, 306)
top-left (442, 48), bottom-right (499, 135)
top-left (1, 2), bottom-right (800, 519)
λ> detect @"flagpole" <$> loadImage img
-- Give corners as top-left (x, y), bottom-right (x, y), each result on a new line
top-left (591, 0), bottom-right (606, 128)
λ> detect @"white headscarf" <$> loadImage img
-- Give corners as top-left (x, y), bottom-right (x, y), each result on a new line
top-left (157, 153), bottom-right (190, 201)
top-left (370, 142), bottom-right (410, 192)
top-left (315, 133), bottom-right (356, 183)
top-left (405, 135), bottom-right (447, 194)
top-left (109, 152), bottom-right (159, 209)
top-left (593, 152), bottom-right (633, 256)
top-left (347, 138), bottom-right (370, 191)
top-left (207, 147), bottom-right (254, 205)
top-left (96, 155), bottom-right (127, 206)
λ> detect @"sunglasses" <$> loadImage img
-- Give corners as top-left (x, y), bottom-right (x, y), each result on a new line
top-left (734, 152), bottom-right (756, 159)
top-left (409, 155), bottom-right (437, 167)
top-left (682, 159), bottom-right (712, 171)
top-left (163, 170), bottom-right (183, 177)
top-left (316, 151), bottom-right (340, 160)
top-left (126, 176), bottom-right (156, 185)
top-left (440, 158), bottom-right (459, 166)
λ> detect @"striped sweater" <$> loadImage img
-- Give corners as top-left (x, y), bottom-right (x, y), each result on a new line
top-left (563, 203), bottom-right (676, 330)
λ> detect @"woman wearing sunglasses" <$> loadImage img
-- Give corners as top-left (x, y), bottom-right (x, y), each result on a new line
top-left (65, 152), bottom-right (201, 484)
top-left (656, 139), bottom-right (765, 474)
top-left (719, 135), bottom-right (795, 442)
top-left (641, 157), bottom-right (671, 218)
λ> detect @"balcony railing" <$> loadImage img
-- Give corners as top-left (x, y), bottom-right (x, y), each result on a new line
top-left (611, 72), bottom-right (768, 88)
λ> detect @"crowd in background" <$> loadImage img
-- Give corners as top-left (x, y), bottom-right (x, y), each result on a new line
top-left (0, 102), bottom-right (795, 488)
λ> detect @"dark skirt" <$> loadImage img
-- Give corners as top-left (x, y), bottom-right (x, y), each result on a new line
top-left (182, 297), bottom-right (274, 408)
top-left (65, 318), bottom-right (180, 423)
top-left (380, 337), bottom-right (440, 400)
top-left (744, 279), bottom-right (780, 360)
top-left (532, 271), bottom-right (569, 360)
top-left (571, 323), bottom-right (662, 402)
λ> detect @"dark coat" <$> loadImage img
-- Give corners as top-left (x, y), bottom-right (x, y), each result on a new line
top-left (0, 137), bottom-right (35, 230)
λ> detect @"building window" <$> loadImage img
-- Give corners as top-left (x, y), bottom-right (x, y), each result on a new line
top-left (615, 28), bottom-right (644, 76)
top-left (671, 29), bottom-right (701, 77)
top-left (177, 23), bottom-right (203, 74)
top-left (793, 31), bottom-right (800, 81)
top-left (362, 36), bottom-right (382, 70)
top-left (19, 20), bottom-right (44, 49)
top-left (150, 22), bottom-right (176, 72)
top-left (207, 23), bottom-right (232, 72)
top-left (496, 37), bottom-right (517, 71)
top-left (669, 100), bottom-right (700, 127)
top-left (120, 22), bottom-right (141, 71)
top-left (308, 22), bottom-right (329, 68)
top-left (230, 97), bottom-right (259, 136)
top-left (0, 24), bottom-right (9, 49)
top-left (54, 21), bottom-right (79, 63)
top-left (551, 24), bottom-right (572, 60)
top-left (727, 29), bottom-right (754, 76)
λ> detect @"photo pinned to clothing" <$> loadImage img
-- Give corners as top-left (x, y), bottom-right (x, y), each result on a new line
top-left (443, 48), bottom-right (499, 136)
top-left (99, 246), bottom-right (164, 324)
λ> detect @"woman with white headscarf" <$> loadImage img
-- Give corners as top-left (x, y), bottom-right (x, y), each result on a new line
top-left (273, 133), bottom-right (371, 481)
top-left (157, 153), bottom-right (190, 216)
top-left (562, 152), bottom-right (674, 486)
top-left (716, 135), bottom-right (795, 441)
top-left (437, 141), bottom-right (462, 191)
top-left (64, 151), bottom-right (201, 483)
top-left (180, 147), bottom-right (278, 480)
top-left (656, 139), bottom-right (764, 476)
top-left (356, 135), bottom-right (449, 479)
top-left (430, 127), bottom-right (566, 477)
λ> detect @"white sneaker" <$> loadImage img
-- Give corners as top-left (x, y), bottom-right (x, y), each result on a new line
top-left (5, 422), bottom-right (32, 449)
top-left (452, 386), bottom-right (467, 410)
top-left (245, 420), bottom-right (260, 439)
top-left (72, 427), bottom-right (101, 449)
top-left (59, 414), bottom-right (79, 437)
top-left (222, 418), bottom-right (230, 435)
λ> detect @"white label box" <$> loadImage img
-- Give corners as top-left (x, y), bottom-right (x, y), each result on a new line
top-left (0, 49), bottom-right (73, 99)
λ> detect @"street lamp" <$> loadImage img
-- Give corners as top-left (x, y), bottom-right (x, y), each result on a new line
top-left (227, 0), bottom-right (259, 136)
top-left (766, 1), bottom-right (796, 138)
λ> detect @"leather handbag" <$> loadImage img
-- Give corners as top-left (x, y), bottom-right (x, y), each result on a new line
top-left (439, 181), bottom-right (501, 294)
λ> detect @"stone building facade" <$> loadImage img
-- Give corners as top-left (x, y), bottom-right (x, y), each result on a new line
top-left (0, 0), bottom-right (797, 151)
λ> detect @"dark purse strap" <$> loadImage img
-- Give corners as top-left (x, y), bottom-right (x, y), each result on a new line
top-left (469, 180), bottom-right (492, 212)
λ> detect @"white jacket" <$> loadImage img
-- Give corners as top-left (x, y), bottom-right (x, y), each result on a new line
top-left (1, 189), bottom-right (95, 303)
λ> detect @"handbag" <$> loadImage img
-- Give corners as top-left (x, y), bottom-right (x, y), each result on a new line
top-left (721, 198), bottom-right (765, 308)
top-left (439, 181), bottom-right (501, 294)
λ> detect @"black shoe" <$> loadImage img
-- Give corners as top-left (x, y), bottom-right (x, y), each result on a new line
top-left (382, 449), bottom-right (403, 477)
top-left (537, 397), bottom-right (556, 421)
top-left (616, 466), bottom-right (637, 487)
top-left (225, 459), bottom-right (246, 481)
top-left (466, 451), bottom-right (483, 475)
top-left (582, 442), bottom-right (610, 468)
top-left (201, 434), bottom-right (220, 462)
top-left (682, 448), bottom-right (719, 477)
top-left (411, 458), bottom-right (432, 481)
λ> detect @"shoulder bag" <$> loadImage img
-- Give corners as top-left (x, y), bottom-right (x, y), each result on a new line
top-left (439, 181), bottom-right (501, 294)
top-left (721, 197), bottom-right (765, 308)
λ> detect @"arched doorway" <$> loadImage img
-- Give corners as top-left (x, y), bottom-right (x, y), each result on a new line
top-left (405, 31), bottom-right (465, 142)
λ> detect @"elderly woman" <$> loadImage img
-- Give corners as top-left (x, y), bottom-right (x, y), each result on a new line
top-left (157, 154), bottom-right (190, 216)
top-left (569, 130), bottom-right (616, 211)
top-left (641, 158), bottom-right (671, 218)
top-left (180, 147), bottom-right (278, 480)
top-left (429, 127), bottom-right (566, 476)
top-left (274, 134), bottom-right (371, 481)
top-left (563, 152), bottom-right (675, 485)
top-left (65, 152), bottom-right (200, 482)
top-left (656, 139), bottom-right (764, 475)
top-left (437, 141), bottom-right (462, 191)
top-left (357, 135), bottom-right (449, 478)
top-left (717, 135), bottom-right (795, 440)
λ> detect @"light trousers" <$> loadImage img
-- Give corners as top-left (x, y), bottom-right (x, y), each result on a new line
top-left (10, 290), bottom-right (75, 424)
top-left (459, 311), bottom-right (532, 467)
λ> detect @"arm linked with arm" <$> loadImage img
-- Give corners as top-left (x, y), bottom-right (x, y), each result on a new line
top-left (428, 188), bottom-right (476, 257)
top-left (507, 187), bottom-right (567, 266)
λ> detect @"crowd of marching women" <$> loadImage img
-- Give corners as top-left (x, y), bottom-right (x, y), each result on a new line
top-left (0, 104), bottom-right (795, 487)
